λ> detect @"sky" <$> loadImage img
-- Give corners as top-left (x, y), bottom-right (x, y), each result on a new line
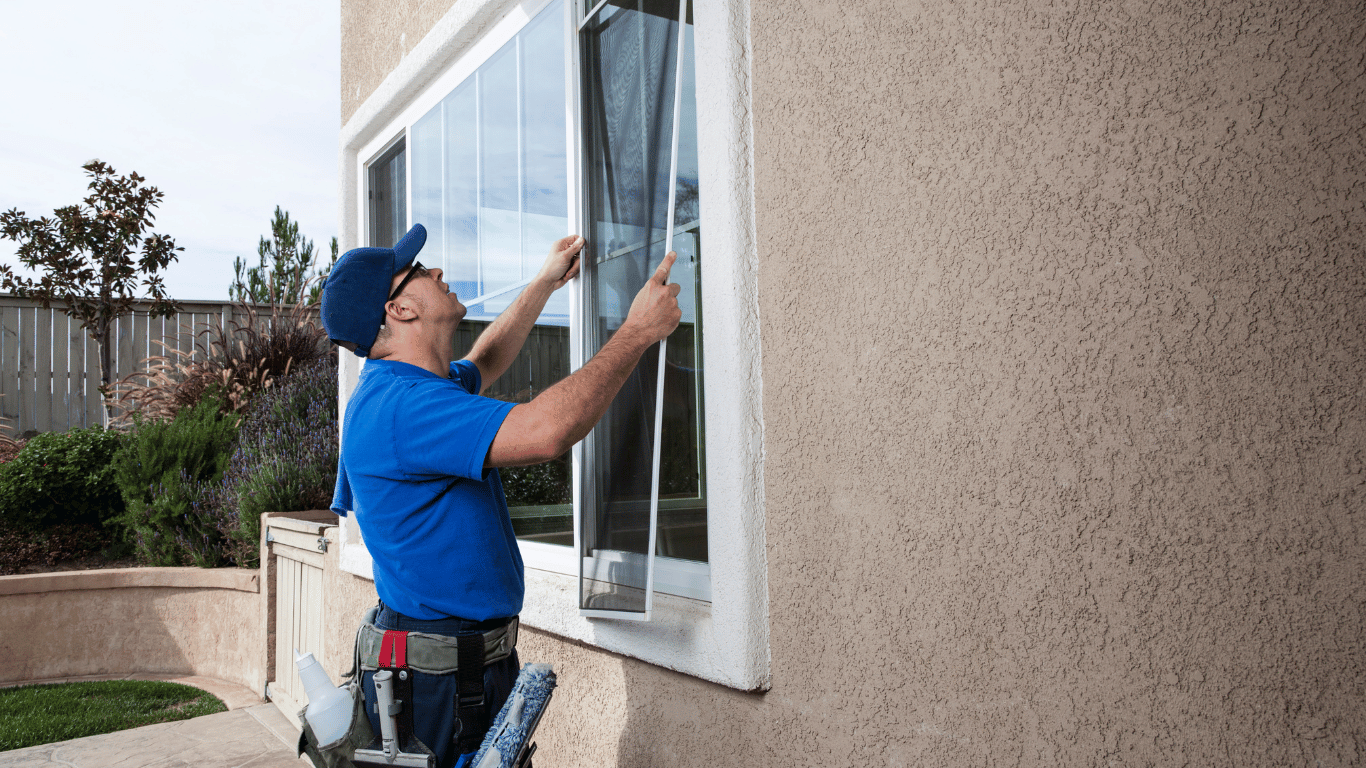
top-left (0, 0), bottom-right (340, 301)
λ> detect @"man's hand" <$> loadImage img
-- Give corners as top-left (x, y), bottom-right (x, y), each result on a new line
top-left (624, 251), bottom-right (683, 343)
top-left (535, 234), bottom-right (584, 290)
top-left (487, 250), bottom-right (685, 467)
top-left (468, 234), bottom-right (582, 388)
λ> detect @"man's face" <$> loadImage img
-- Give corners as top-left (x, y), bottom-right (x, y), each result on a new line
top-left (388, 262), bottom-right (466, 325)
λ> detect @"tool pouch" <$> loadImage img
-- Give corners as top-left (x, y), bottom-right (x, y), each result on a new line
top-left (297, 677), bottom-right (375, 768)
top-left (297, 608), bottom-right (382, 768)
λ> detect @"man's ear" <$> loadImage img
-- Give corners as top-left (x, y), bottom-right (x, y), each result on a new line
top-left (384, 297), bottom-right (418, 323)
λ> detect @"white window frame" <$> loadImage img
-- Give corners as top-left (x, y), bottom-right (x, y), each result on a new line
top-left (337, 0), bottom-right (766, 690)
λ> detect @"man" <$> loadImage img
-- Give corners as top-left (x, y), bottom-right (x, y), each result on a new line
top-left (319, 223), bottom-right (681, 767)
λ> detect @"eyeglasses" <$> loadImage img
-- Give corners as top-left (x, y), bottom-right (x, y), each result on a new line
top-left (388, 262), bottom-right (430, 301)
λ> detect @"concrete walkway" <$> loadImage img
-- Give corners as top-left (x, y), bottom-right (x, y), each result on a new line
top-left (0, 675), bottom-right (309, 768)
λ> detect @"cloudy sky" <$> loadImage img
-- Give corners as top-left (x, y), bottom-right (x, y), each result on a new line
top-left (0, 0), bottom-right (340, 301)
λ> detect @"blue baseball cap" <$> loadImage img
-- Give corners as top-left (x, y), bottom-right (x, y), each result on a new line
top-left (321, 224), bottom-right (427, 357)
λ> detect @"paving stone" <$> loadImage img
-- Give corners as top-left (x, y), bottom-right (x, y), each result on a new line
top-left (0, 704), bottom-right (310, 768)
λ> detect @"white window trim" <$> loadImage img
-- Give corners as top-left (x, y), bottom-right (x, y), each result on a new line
top-left (337, 0), bottom-right (767, 691)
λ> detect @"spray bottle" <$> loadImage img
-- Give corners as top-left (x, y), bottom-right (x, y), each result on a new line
top-left (294, 649), bottom-right (352, 744)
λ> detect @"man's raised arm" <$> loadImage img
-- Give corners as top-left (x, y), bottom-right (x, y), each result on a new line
top-left (464, 234), bottom-right (584, 391)
top-left (485, 252), bottom-right (682, 467)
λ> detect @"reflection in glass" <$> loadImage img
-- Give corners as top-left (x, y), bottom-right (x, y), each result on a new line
top-left (656, 229), bottom-right (705, 562)
top-left (521, 6), bottom-right (569, 286)
top-left (412, 111), bottom-right (443, 265)
top-left (444, 81), bottom-right (479, 302)
top-left (673, 23), bottom-right (699, 228)
top-left (415, 1), bottom-right (570, 325)
top-left (480, 43), bottom-right (521, 297)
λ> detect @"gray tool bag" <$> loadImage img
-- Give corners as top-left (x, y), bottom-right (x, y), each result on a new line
top-left (298, 607), bottom-right (518, 768)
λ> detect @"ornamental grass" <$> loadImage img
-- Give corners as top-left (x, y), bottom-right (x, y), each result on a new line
top-left (107, 291), bottom-right (330, 424)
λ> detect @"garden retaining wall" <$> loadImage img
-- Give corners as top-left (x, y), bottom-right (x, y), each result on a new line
top-left (0, 567), bottom-right (266, 696)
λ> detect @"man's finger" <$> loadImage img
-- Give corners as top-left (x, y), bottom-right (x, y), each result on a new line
top-left (653, 251), bottom-right (678, 282)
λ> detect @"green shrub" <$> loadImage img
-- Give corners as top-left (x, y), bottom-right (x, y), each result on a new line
top-left (112, 388), bottom-right (240, 566)
top-left (0, 426), bottom-right (124, 533)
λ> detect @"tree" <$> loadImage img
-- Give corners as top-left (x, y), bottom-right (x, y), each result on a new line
top-left (0, 160), bottom-right (182, 417)
top-left (229, 206), bottom-right (337, 305)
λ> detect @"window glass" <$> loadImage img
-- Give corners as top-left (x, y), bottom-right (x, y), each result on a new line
top-left (479, 44), bottom-right (522, 304)
top-left (409, 0), bottom-right (572, 544)
top-left (412, 114), bottom-right (443, 263)
top-left (657, 19), bottom-right (705, 562)
top-left (368, 141), bottom-right (407, 248)
top-left (444, 81), bottom-right (479, 302)
top-left (521, 7), bottom-right (570, 320)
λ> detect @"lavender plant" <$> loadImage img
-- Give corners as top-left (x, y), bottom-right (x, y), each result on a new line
top-left (206, 358), bottom-right (338, 567)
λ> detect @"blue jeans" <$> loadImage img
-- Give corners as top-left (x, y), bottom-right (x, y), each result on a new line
top-left (361, 603), bottom-right (520, 768)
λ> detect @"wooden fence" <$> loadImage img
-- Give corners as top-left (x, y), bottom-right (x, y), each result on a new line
top-left (0, 295), bottom-right (320, 435)
top-left (456, 320), bottom-right (571, 403)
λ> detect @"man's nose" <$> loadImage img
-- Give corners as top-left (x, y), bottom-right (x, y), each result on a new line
top-left (432, 268), bottom-right (455, 296)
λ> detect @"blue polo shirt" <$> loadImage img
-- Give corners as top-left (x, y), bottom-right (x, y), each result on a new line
top-left (331, 358), bottom-right (521, 621)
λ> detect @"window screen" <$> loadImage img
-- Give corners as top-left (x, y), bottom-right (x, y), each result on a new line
top-left (579, 0), bottom-right (704, 619)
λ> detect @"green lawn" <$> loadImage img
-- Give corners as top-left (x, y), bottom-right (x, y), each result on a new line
top-left (0, 680), bottom-right (226, 751)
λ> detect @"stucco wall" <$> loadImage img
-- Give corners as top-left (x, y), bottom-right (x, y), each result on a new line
top-left (321, 529), bottom-right (381, 680)
top-left (0, 569), bottom-right (265, 695)
top-left (339, 0), bottom-right (1365, 764)
top-left (748, 0), bottom-right (1364, 764)
top-left (342, 0), bottom-right (462, 124)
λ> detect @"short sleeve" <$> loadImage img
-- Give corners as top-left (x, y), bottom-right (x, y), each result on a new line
top-left (391, 377), bottom-right (514, 481)
top-left (450, 359), bottom-right (482, 395)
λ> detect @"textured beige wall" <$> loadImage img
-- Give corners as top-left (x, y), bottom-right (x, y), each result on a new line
top-left (746, 0), bottom-right (1364, 764)
top-left (321, 531), bottom-right (381, 679)
top-left (0, 569), bottom-right (265, 694)
top-left (342, 0), bottom-right (460, 124)
top-left (339, 0), bottom-right (1365, 764)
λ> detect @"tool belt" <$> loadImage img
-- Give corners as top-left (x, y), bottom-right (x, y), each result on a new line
top-left (356, 615), bottom-right (518, 674)
top-left (298, 607), bottom-right (519, 768)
